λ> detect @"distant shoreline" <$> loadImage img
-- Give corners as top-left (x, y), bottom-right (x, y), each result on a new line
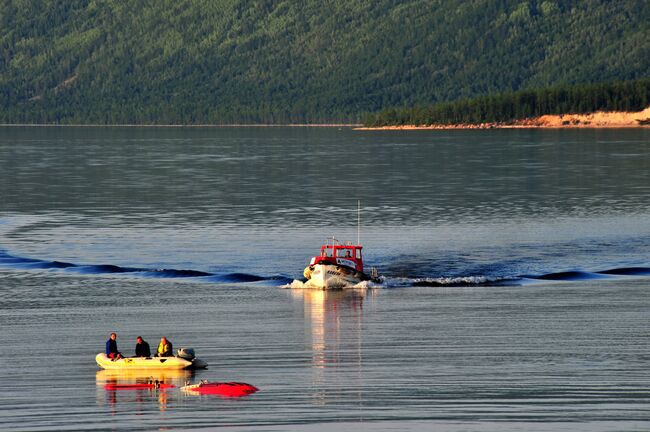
top-left (356, 107), bottom-right (650, 130)
top-left (0, 123), bottom-right (361, 128)
top-left (2, 108), bottom-right (649, 130)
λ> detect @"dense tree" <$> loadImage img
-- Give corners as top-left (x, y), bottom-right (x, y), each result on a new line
top-left (0, 0), bottom-right (648, 124)
top-left (362, 78), bottom-right (650, 126)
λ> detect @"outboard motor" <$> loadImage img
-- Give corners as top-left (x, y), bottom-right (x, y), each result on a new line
top-left (177, 347), bottom-right (196, 360)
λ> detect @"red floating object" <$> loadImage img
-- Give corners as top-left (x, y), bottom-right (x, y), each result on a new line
top-left (183, 381), bottom-right (258, 397)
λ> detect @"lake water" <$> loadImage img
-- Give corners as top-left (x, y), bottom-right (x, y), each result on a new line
top-left (1, 126), bottom-right (649, 431)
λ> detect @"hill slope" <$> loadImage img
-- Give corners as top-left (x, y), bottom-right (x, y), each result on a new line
top-left (1, 0), bottom-right (649, 124)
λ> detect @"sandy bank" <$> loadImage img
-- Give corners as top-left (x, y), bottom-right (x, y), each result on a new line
top-left (356, 107), bottom-right (650, 130)
top-left (0, 123), bottom-right (361, 128)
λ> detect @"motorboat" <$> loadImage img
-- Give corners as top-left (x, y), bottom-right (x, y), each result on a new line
top-left (303, 237), bottom-right (379, 289)
top-left (96, 348), bottom-right (208, 370)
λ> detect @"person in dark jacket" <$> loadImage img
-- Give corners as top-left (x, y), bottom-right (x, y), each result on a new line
top-left (105, 332), bottom-right (122, 360)
top-left (135, 336), bottom-right (151, 357)
top-left (157, 336), bottom-right (173, 357)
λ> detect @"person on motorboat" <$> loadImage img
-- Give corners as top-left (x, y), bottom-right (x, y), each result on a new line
top-left (105, 332), bottom-right (123, 360)
top-left (135, 336), bottom-right (151, 357)
top-left (157, 336), bottom-right (173, 357)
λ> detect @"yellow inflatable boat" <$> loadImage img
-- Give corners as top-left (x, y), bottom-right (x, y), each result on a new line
top-left (95, 353), bottom-right (208, 370)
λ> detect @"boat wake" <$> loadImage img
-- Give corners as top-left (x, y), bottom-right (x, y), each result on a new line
top-left (408, 275), bottom-right (517, 287)
top-left (0, 249), bottom-right (293, 285)
top-left (286, 279), bottom-right (379, 290)
top-left (385, 266), bottom-right (650, 288)
top-left (286, 266), bottom-right (650, 289)
top-left (2, 248), bottom-right (649, 288)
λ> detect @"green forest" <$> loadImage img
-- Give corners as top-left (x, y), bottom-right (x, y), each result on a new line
top-left (1, 0), bottom-right (649, 124)
top-left (363, 78), bottom-right (650, 126)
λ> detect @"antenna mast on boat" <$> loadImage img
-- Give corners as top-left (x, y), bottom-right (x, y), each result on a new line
top-left (357, 199), bottom-right (361, 245)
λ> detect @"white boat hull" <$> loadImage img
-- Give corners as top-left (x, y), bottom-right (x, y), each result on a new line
top-left (95, 353), bottom-right (207, 370)
top-left (304, 264), bottom-right (366, 289)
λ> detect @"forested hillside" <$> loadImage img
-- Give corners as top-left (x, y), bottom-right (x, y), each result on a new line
top-left (363, 78), bottom-right (650, 126)
top-left (1, 0), bottom-right (649, 124)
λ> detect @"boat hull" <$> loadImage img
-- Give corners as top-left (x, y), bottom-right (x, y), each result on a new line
top-left (95, 353), bottom-right (207, 370)
top-left (304, 264), bottom-right (368, 289)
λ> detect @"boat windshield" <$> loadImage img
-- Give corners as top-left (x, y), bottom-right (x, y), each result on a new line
top-left (320, 243), bottom-right (362, 259)
top-left (336, 249), bottom-right (354, 258)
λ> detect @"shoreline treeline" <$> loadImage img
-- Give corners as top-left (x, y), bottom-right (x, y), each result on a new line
top-left (362, 78), bottom-right (650, 127)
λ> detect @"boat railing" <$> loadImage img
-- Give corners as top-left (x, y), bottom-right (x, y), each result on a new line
top-left (326, 237), bottom-right (341, 246)
top-left (325, 237), bottom-right (362, 248)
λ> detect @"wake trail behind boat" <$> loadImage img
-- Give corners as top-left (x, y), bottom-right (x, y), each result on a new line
top-left (378, 266), bottom-right (650, 288)
top-left (3, 248), bottom-right (650, 288)
top-left (0, 248), bottom-right (292, 285)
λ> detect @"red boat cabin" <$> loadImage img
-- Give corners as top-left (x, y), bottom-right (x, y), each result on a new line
top-left (310, 243), bottom-right (364, 273)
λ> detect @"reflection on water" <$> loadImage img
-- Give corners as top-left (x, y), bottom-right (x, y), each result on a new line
top-left (96, 368), bottom-right (195, 413)
top-left (96, 368), bottom-right (195, 385)
top-left (291, 288), bottom-right (371, 405)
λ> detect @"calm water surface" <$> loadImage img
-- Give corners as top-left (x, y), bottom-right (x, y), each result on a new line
top-left (1, 126), bottom-right (649, 431)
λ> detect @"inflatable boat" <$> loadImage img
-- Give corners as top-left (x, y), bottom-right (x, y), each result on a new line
top-left (96, 348), bottom-right (207, 370)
